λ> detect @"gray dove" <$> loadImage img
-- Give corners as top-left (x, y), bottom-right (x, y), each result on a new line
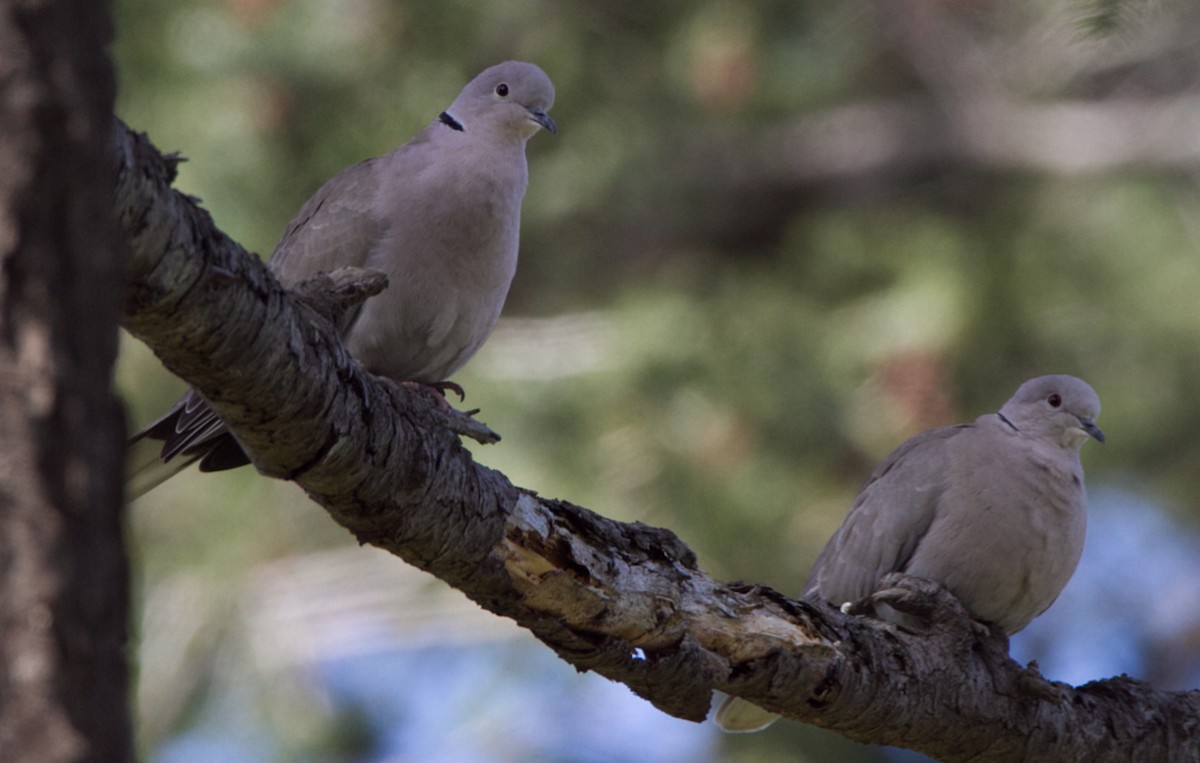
top-left (715, 374), bottom-right (1104, 732)
top-left (129, 61), bottom-right (556, 497)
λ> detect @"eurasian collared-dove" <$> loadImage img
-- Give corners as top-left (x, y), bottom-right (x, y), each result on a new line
top-left (129, 61), bottom-right (556, 497)
top-left (715, 374), bottom-right (1104, 733)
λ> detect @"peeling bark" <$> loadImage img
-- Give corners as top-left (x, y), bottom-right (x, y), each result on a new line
top-left (114, 120), bottom-right (1200, 763)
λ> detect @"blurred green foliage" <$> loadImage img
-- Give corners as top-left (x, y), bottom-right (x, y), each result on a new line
top-left (116, 0), bottom-right (1200, 760)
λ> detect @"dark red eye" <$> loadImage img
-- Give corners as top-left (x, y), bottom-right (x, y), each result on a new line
top-left (1047, 393), bottom-right (1062, 408)
top-left (495, 83), bottom-right (509, 97)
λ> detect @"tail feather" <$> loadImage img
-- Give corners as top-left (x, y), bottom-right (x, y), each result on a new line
top-left (712, 694), bottom-right (781, 733)
top-left (126, 389), bottom-right (251, 500)
top-left (125, 435), bottom-right (203, 500)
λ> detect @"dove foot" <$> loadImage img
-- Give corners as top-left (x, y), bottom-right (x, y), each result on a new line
top-left (429, 380), bottom-right (466, 401)
top-left (402, 380), bottom-right (465, 407)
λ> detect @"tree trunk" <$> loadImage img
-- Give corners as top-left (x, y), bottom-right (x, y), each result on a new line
top-left (0, 1), bottom-right (130, 762)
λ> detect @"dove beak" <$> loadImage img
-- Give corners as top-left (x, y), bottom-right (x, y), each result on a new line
top-left (527, 107), bottom-right (557, 135)
top-left (1077, 417), bottom-right (1106, 444)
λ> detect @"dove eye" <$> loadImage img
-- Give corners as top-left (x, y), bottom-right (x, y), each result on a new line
top-left (495, 83), bottom-right (510, 97)
top-left (1047, 393), bottom-right (1063, 408)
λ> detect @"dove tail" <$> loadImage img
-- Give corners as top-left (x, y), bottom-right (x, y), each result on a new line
top-left (712, 694), bottom-right (781, 733)
top-left (125, 391), bottom-right (251, 500)
top-left (125, 436), bottom-right (202, 501)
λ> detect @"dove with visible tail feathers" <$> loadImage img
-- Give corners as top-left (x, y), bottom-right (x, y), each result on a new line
top-left (128, 61), bottom-right (556, 499)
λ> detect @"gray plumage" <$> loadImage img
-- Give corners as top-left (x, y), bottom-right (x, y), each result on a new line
top-left (128, 62), bottom-right (556, 497)
top-left (715, 375), bottom-right (1104, 733)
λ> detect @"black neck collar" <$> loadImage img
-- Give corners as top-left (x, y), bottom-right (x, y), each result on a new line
top-left (997, 412), bottom-right (1019, 432)
top-left (438, 111), bottom-right (464, 132)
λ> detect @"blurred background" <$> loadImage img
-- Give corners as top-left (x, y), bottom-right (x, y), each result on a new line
top-left (116, 1), bottom-right (1200, 761)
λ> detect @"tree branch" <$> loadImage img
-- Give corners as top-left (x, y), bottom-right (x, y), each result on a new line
top-left (113, 119), bottom-right (1200, 763)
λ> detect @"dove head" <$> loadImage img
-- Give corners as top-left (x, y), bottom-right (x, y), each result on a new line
top-left (999, 375), bottom-right (1105, 450)
top-left (447, 61), bottom-right (556, 140)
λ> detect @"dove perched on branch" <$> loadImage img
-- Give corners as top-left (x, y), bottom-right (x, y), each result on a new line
top-left (716, 375), bottom-right (1105, 732)
top-left (129, 61), bottom-right (556, 497)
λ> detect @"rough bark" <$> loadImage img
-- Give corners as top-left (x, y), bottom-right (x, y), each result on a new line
top-left (0, 2), bottom-right (130, 762)
top-left (114, 120), bottom-right (1199, 763)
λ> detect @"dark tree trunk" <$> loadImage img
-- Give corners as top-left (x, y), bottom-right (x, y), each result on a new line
top-left (0, 1), bottom-right (130, 762)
